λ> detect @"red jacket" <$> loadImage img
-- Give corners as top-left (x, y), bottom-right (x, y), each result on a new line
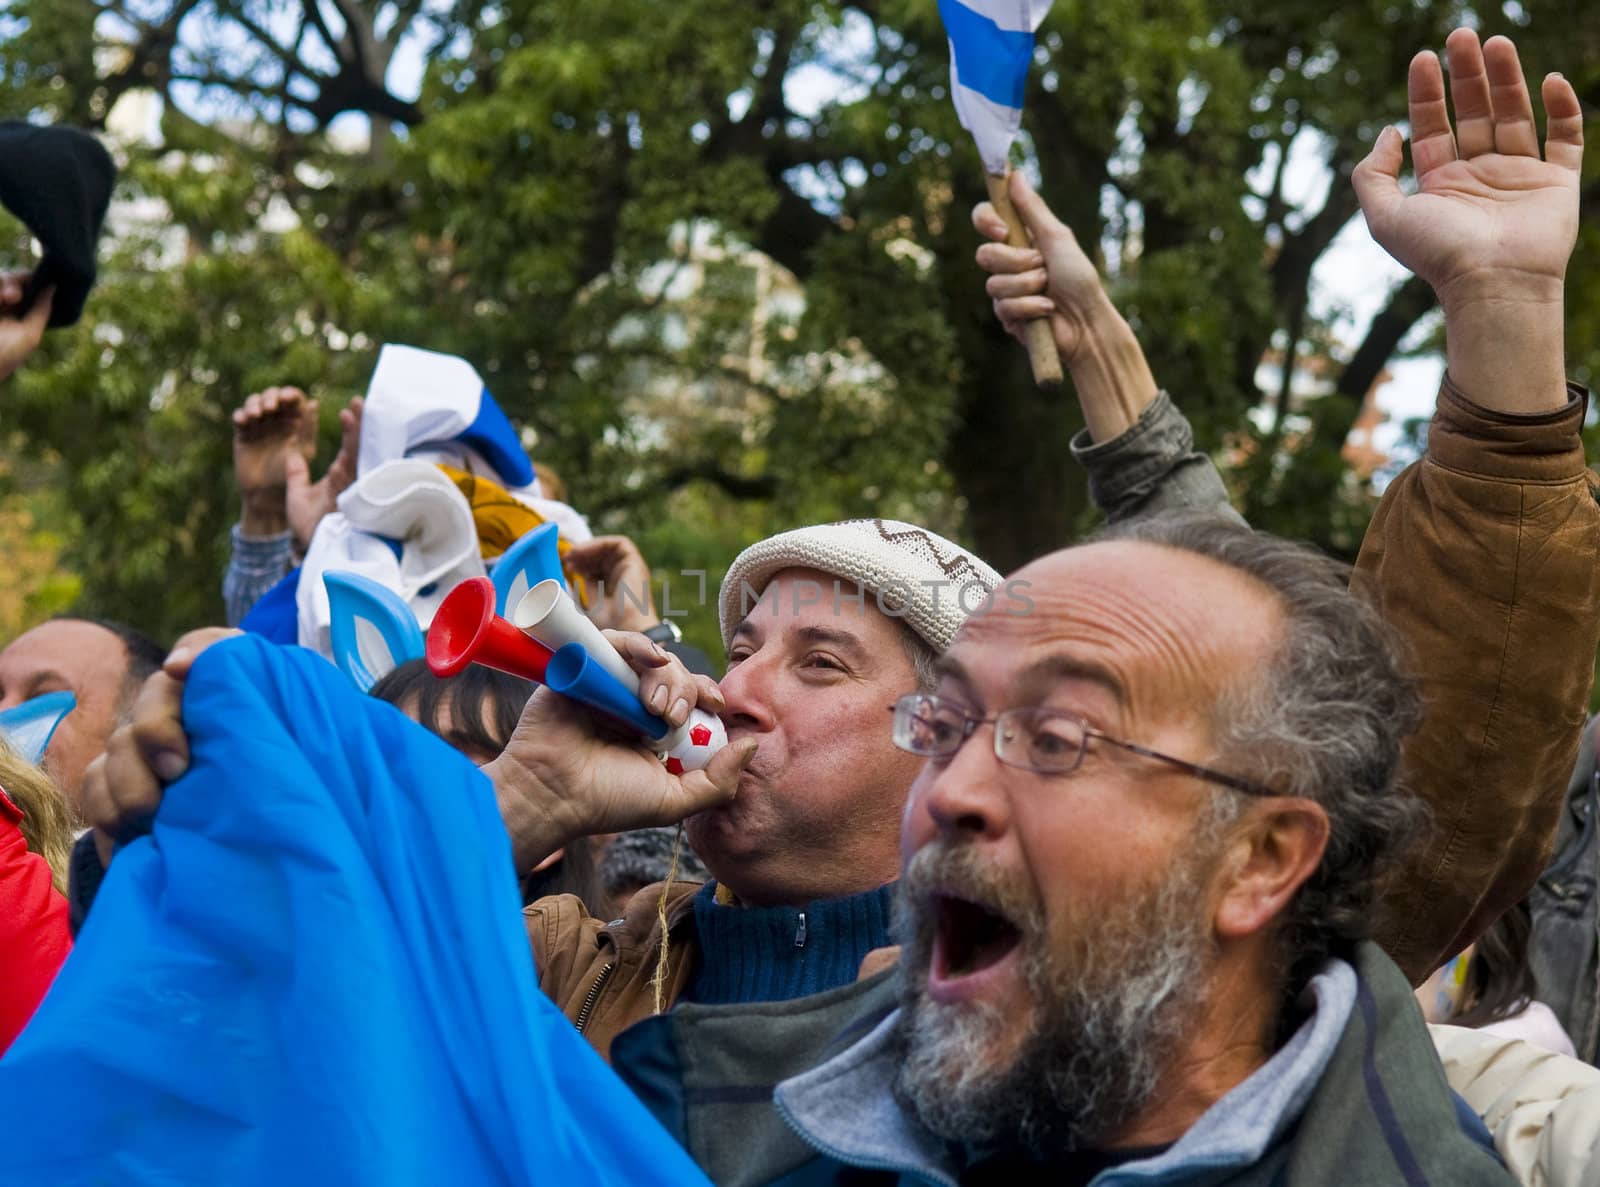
top-left (0, 788), bottom-right (71, 1052)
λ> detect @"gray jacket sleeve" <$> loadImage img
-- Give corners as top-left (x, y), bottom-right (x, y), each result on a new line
top-left (1070, 391), bottom-right (1243, 525)
top-left (222, 524), bottom-right (294, 627)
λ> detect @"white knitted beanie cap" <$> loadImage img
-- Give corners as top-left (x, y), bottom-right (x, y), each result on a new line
top-left (718, 518), bottom-right (1002, 654)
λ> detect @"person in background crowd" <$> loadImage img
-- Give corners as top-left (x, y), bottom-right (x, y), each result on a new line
top-left (0, 617), bottom-right (165, 816)
top-left (0, 741), bottom-right (71, 1053)
top-left (368, 657), bottom-right (604, 910)
top-left (598, 827), bottom-right (710, 919)
top-left (1419, 900), bottom-right (1576, 1058)
top-left (1530, 716), bottom-right (1600, 1065)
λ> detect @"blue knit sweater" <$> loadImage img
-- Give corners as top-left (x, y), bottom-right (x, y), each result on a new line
top-left (684, 880), bottom-right (895, 1005)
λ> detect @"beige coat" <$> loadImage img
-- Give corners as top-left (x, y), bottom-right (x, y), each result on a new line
top-left (1434, 1023), bottom-right (1600, 1187)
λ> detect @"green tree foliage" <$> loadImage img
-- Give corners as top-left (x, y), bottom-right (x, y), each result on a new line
top-left (0, 0), bottom-right (1595, 649)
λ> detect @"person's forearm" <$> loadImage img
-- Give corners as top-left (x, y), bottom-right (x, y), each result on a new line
top-left (1066, 290), bottom-right (1161, 444)
top-left (1440, 279), bottom-right (1568, 415)
top-left (239, 489), bottom-right (289, 537)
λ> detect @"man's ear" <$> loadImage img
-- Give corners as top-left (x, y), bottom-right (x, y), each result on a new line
top-left (1213, 798), bottom-right (1329, 940)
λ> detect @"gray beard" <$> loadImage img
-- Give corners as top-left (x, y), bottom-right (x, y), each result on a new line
top-left (893, 839), bottom-right (1219, 1160)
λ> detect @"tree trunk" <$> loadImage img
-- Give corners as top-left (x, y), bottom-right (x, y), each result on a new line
top-left (944, 316), bottom-right (1088, 573)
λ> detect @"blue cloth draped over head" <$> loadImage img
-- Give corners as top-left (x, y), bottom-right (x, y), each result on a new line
top-left (0, 634), bottom-right (708, 1187)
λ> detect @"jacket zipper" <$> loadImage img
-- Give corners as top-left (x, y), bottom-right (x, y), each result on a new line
top-left (794, 911), bottom-right (808, 948)
top-left (574, 961), bottom-right (617, 1035)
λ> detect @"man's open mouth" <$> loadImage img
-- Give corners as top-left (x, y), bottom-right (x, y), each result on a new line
top-left (932, 894), bottom-right (1023, 981)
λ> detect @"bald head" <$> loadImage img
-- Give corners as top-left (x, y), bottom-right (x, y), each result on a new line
top-left (959, 539), bottom-right (1287, 737)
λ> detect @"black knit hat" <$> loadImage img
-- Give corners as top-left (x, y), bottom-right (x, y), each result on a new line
top-left (599, 827), bottom-right (710, 897)
top-left (0, 121), bottom-right (117, 327)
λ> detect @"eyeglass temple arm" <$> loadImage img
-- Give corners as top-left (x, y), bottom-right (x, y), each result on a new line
top-left (1089, 730), bottom-right (1278, 798)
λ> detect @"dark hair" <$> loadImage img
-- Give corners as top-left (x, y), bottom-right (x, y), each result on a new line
top-left (1096, 513), bottom-right (1427, 993)
top-left (369, 659), bottom-right (535, 760)
top-left (1453, 900), bottom-right (1539, 1029)
top-left (53, 616), bottom-right (167, 716)
top-left (368, 658), bottom-right (606, 909)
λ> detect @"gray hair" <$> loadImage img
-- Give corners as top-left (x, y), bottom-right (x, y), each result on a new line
top-left (1097, 512), bottom-right (1426, 991)
top-left (898, 623), bottom-right (940, 693)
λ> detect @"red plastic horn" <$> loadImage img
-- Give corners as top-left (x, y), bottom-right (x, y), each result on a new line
top-left (426, 576), bottom-right (554, 682)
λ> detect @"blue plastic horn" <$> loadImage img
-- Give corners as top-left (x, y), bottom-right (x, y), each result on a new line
top-left (0, 690), bottom-right (76, 766)
top-left (325, 570), bottom-right (426, 692)
top-left (544, 642), bottom-right (668, 743)
top-left (492, 522), bottom-right (564, 616)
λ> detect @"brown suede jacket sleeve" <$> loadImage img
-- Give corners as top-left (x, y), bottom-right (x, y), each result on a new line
top-left (1355, 376), bottom-right (1600, 984)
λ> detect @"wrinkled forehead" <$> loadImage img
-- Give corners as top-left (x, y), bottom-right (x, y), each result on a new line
top-left (949, 541), bottom-right (1283, 714)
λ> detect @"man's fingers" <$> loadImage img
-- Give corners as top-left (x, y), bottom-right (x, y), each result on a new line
top-left (607, 629), bottom-right (672, 670)
top-left (1352, 126), bottom-right (1406, 230)
top-left (974, 242), bottom-right (1046, 277)
top-left (1444, 28), bottom-right (1495, 159)
top-left (688, 674), bottom-right (725, 714)
top-left (617, 634), bottom-right (699, 728)
top-left (1482, 35), bottom-right (1539, 158)
top-left (129, 671), bottom-right (192, 784)
top-left (163, 627), bottom-right (240, 679)
top-left (79, 755), bottom-right (117, 860)
top-left (329, 397), bottom-right (363, 481)
top-left (970, 201), bottom-right (1010, 242)
top-left (986, 268), bottom-right (1050, 301)
top-left (100, 724), bottom-right (167, 837)
top-left (296, 398), bottom-right (321, 457)
top-left (994, 295), bottom-right (1056, 333)
top-left (1406, 50), bottom-right (1458, 177)
top-left (1541, 73), bottom-right (1584, 173)
top-left (685, 737), bottom-right (757, 803)
top-left (283, 451), bottom-right (311, 497)
top-left (1007, 170), bottom-right (1068, 244)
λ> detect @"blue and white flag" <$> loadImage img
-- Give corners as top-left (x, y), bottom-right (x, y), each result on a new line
top-left (937, 0), bottom-right (1053, 174)
top-left (361, 343), bottom-right (537, 490)
top-left (0, 634), bottom-right (710, 1187)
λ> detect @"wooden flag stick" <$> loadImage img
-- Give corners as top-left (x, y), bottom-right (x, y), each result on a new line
top-left (985, 170), bottom-right (1063, 389)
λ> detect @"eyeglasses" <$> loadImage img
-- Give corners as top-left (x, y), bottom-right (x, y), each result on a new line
top-left (889, 693), bottom-right (1279, 797)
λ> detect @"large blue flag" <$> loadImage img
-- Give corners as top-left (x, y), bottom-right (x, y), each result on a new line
top-left (0, 635), bottom-right (709, 1187)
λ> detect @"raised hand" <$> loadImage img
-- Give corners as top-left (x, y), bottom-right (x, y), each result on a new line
top-left (563, 535), bottom-right (660, 632)
top-left (972, 173), bottom-right (1159, 442)
top-left (285, 396), bottom-right (362, 552)
top-left (232, 386), bottom-right (317, 537)
top-left (231, 386), bottom-right (363, 549)
top-left (1352, 29), bottom-right (1581, 411)
top-left (973, 172), bottom-right (1108, 364)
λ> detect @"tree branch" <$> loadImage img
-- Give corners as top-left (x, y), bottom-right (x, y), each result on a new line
top-left (1335, 273), bottom-right (1436, 400)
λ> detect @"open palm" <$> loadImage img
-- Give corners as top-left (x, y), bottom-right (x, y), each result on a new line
top-left (1354, 30), bottom-right (1583, 307)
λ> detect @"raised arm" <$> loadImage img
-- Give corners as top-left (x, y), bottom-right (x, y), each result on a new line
top-left (974, 175), bottom-right (1240, 524)
top-left (1347, 29), bottom-right (1599, 981)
